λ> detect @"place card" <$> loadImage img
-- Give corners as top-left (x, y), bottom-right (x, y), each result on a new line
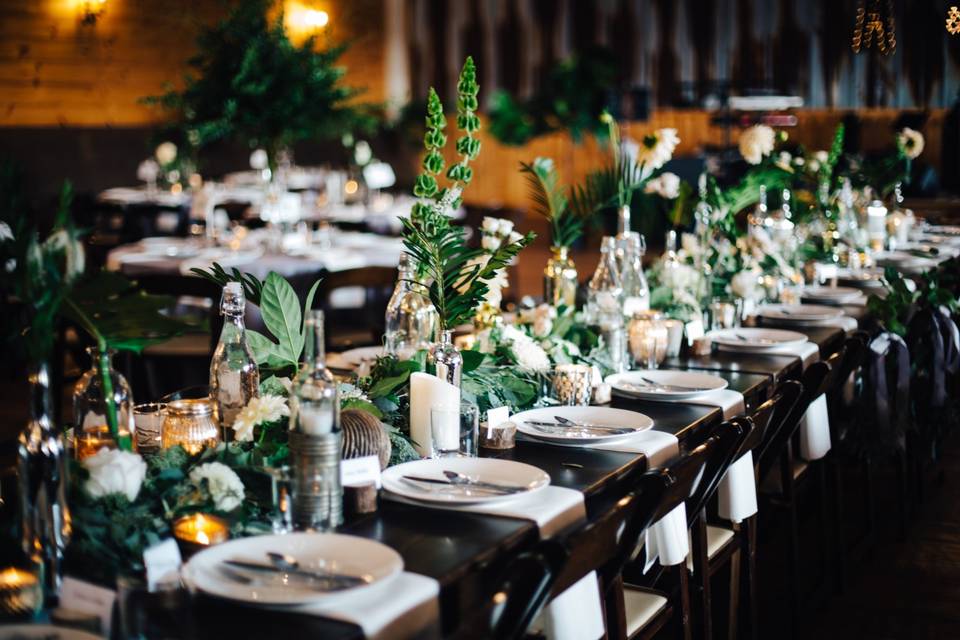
top-left (685, 319), bottom-right (704, 345)
top-left (60, 576), bottom-right (117, 636)
top-left (480, 406), bottom-right (516, 450)
top-left (486, 406), bottom-right (510, 430)
top-left (143, 539), bottom-right (183, 590)
top-left (341, 455), bottom-right (381, 489)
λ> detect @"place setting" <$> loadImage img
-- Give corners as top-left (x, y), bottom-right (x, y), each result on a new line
top-left (709, 327), bottom-right (820, 366)
top-left (800, 285), bottom-right (866, 306)
top-left (756, 303), bottom-right (859, 331)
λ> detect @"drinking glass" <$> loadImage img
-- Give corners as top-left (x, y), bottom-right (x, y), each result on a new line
top-left (116, 574), bottom-right (193, 640)
top-left (133, 403), bottom-right (166, 456)
top-left (708, 297), bottom-right (742, 331)
top-left (430, 403), bottom-right (479, 458)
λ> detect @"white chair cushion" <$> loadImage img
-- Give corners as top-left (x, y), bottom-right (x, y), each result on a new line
top-left (623, 586), bottom-right (669, 636)
top-left (685, 525), bottom-right (736, 571)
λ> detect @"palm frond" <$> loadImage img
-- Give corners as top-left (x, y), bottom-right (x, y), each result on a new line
top-left (519, 158), bottom-right (582, 248)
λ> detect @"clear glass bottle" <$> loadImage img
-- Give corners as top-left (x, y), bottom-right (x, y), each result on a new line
top-left (384, 254), bottom-right (438, 359)
top-left (19, 363), bottom-right (71, 597)
top-left (430, 329), bottom-right (463, 388)
top-left (661, 229), bottom-right (683, 288)
top-left (72, 347), bottom-right (134, 459)
top-left (747, 184), bottom-right (769, 232)
top-left (543, 246), bottom-right (578, 308)
top-left (209, 282), bottom-right (260, 440)
top-left (621, 234), bottom-right (650, 316)
top-left (587, 237), bottom-right (626, 372)
top-left (614, 204), bottom-right (635, 273)
top-left (289, 310), bottom-right (342, 531)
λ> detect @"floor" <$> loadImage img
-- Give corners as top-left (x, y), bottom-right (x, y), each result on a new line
top-left (804, 436), bottom-right (960, 639)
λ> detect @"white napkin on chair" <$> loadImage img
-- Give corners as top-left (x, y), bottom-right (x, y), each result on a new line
top-left (717, 452), bottom-right (758, 523)
top-left (799, 394), bottom-right (832, 460)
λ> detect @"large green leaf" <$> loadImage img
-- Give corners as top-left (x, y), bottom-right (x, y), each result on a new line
top-left (260, 272), bottom-right (303, 363)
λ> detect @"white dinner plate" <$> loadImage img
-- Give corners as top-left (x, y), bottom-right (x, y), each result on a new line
top-left (0, 626), bottom-right (103, 640)
top-left (710, 328), bottom-right (808, 352)
top-left (512, 406), bottom-right (654, 445)
top-left (800, 286), bottom-right (864, 304)
top-left (330, 346), bottom-right (384, 370)
top-left (757, 304), bottom-right (844, 323)
top-left (183, 533), bottom-right (403, 606)
top-left (382, 457), bottom-right (550, 505)
top-left (605, 370), bottom-right (728, 400)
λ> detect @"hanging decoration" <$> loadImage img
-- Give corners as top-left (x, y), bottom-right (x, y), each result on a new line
top-left (852, 0), bottom-right (896, 55)
top-left (948, 6), bottom-right (960, 35)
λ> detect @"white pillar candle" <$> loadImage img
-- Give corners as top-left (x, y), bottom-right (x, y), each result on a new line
top-left (409, 372), bottom-right (461, 457)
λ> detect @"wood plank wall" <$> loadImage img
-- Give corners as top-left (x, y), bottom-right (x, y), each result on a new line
top-left (0, 0), bottom-right (384, 127)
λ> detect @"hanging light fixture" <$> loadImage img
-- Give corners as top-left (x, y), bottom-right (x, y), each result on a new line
top-left (852, 0), bottom-right (896, 55)
top-left (947, 6), bottom-right (960, 35)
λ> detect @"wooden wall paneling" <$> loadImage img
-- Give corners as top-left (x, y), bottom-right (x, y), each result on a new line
top-left (688, 0), bottom-right (718, 99)
top-left (654, 0), bottom-right (678, 106)
top-left (773, 0), bottom-right (809, 96)
top-left (902, 0), bottom-right (945, 109)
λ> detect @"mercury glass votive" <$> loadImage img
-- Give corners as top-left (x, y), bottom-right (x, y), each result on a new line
top-left (628, 312), bottom-right (669, 369)
top-left (133, 403), bottom-right (167, 456)
top-left (0, 566), bottom-right (42, 621)
top-left (552, 364), bottom-right (593, 406)
top-left (161, 399), bottom-right (219, 455)
top-left (172, 513), bottom-right (229, 557)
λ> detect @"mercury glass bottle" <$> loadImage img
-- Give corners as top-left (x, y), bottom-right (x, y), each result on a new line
top-left (621, 234), bottom-right (650, 316)
top-left (587, 237), bottom-right (626, 372)
top-left (289, 310), bottom-right (342, 531)
top-left (384, 254), bottom-right (438, 359)
top-left (430, 329), bottom-right (463, 388)
top-left (18, 364), bottom-right (71, 597)
top-left (209, 282), bottom-right (259, 440)
top-left (543, 246), bottom-right (578, 308)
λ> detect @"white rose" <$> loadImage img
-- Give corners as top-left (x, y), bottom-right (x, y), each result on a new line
top-left (249, 149), bottom-right (269, 170)
top-left (481, 217), bottom-right (501, 234)
top-left (481, 235), bottom-right (501, 252)
top-left (155, 141), bottom-right (178, 166)
top-left (508, 230), bottom-right (523, 245)
top-left (738, 125), bottom-right (776, 165)
top-left (499, 219), bottom-right (515, 236)
top-left (897, 127), bottom-right (924, 160)
top-left (533, 314), bottom-right (553, 338)
top-left (644, 172), bottom-right (681, 199)
top-left (190, 462), bottom-right (245, 512)
top-left (83, 448), bottom-right (147, 502)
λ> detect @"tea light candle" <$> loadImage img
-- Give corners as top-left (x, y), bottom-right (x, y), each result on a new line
top-left (0, 566), bottom-right (42, 619)
top-left (173, 514), bottom-right (229, 555)
top-left (867, 200), bottom-right (887, 251)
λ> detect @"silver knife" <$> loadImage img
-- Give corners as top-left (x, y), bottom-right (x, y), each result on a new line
top-left (401, 475), bottom-right (526, 494)
top-left (525, 420), bottom-right (637, 435)
top-left (223, 559), bottom-right (370, 587)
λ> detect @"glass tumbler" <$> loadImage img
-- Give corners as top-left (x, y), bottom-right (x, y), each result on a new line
top-left (133, 403), bottom-right (166, 456)
top-left (431, 403), bottom-right (479, 458)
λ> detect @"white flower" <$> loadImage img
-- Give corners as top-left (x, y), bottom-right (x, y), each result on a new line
top-left (499, 219), bottom-right (515, 236)
top-left (155, 141), bottom-right (178, 166)
top-left (83, 448), bottom-right (146, 502)
top-left (738, 125), bottom-right (776, 165)
top-left (481, 235), bottom-right (502, 252)
top-left (481, 217), bottom-right (501, 234)
top-left (511, 338), bottom-right (550, 373)
top-left (638, 129), bottom-right (680, 171)
top-left (532, 304), bottom-right (556, 337)
top-left (43, 228), bottom-right (85, 283)
top-left (190, 462), bottom-right (245, 512)
top-left (249, 149), bottom-right (269, 170)
top-left (508, 230), bottom-right (523, 244)
top-left (730, 269), bottom-right (762, 301)
top-left (808, 160), bottom-right (821, 173)
top-left (232, 394), bottom-right (289, 442)
top-left (0, 221), bottom-right (13, 242)
top-left (814, 150), bottom-right (829, 164)
top-left (793, 156), bottom-right (805, 167)
top-left (898, 127), bottom-right (924, 160)
top-left (680, 233), bottom-right (700, 257)
top-left (354, 140), bottom-right (373, 165)
top-left (644, 172), bottom-right (681, 199)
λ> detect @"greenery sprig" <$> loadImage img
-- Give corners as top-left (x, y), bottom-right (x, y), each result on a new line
top-left (519, 157), bottom-right (582, 248)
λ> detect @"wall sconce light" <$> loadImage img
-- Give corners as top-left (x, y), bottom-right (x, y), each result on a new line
top-left (79, 0), bottom-right (107, 25)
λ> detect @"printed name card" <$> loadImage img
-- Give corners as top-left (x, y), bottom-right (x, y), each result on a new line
top-left (143, 538), bottom-right (183, 590)
top-left (341, 455), bottom-right (382, 488)
top-left (685, 319), bottom-right (704, 345)
top-left (60, 576), bottom-right (117, 636)
top-left (485, 406), bottom-right (510, 432)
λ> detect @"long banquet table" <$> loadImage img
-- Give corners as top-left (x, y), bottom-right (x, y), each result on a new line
top-left (191, 322), bottom-right (851, 639)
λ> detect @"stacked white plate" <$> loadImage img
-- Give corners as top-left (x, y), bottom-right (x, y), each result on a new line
top-left (801, 286), bottom-right (865, 305)
top-left (710, 327), bottom-right (808, 352)
top-left (511, 406), bottom-right (654, 446)
top-left (183, 533), bottom-right (403, 606)
top-left (606, 370), bottom-right (728, 401)
top-left (382, 457), bottom-right (550, 505)
top-left (758, 304), bottom-right (845, 326)
top-left (328, 346), bottom-right (383, 371)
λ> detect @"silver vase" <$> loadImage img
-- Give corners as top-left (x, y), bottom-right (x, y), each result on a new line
top-left (430, 330), bottom-right (462, 388)
top-left (18, 363), bottom-right (71, 597)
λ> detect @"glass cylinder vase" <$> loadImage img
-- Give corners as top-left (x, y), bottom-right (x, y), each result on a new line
top-left (72, 347), bottom-right (133, 459)
top-left (543, 246), bottom-right (578, 308)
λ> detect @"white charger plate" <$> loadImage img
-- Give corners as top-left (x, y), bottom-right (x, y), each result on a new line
top-left (801, 286), bottom-right (864, 304)
top-left (512, 406), bottom-right (654, 445)
top-left (605, 370), bottom-right (728, 400)
top-left (182, 533), bottom-right (402, 606)
top-left (382, 457), bottom-right (550, 505)
top-left (329, 346), bottom-right (384, 370)
top-left (710, 328), bottom-right (808, 352)
top-left (757, 304), bottom-right (844, 323)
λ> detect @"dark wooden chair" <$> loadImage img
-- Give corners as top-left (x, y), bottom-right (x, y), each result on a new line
top-left (315, 266), bottom-right (398, 351)
top-left (617, 419), bottom-right (748, 640)
top-left (692, 384), bottom-right (802, 640)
